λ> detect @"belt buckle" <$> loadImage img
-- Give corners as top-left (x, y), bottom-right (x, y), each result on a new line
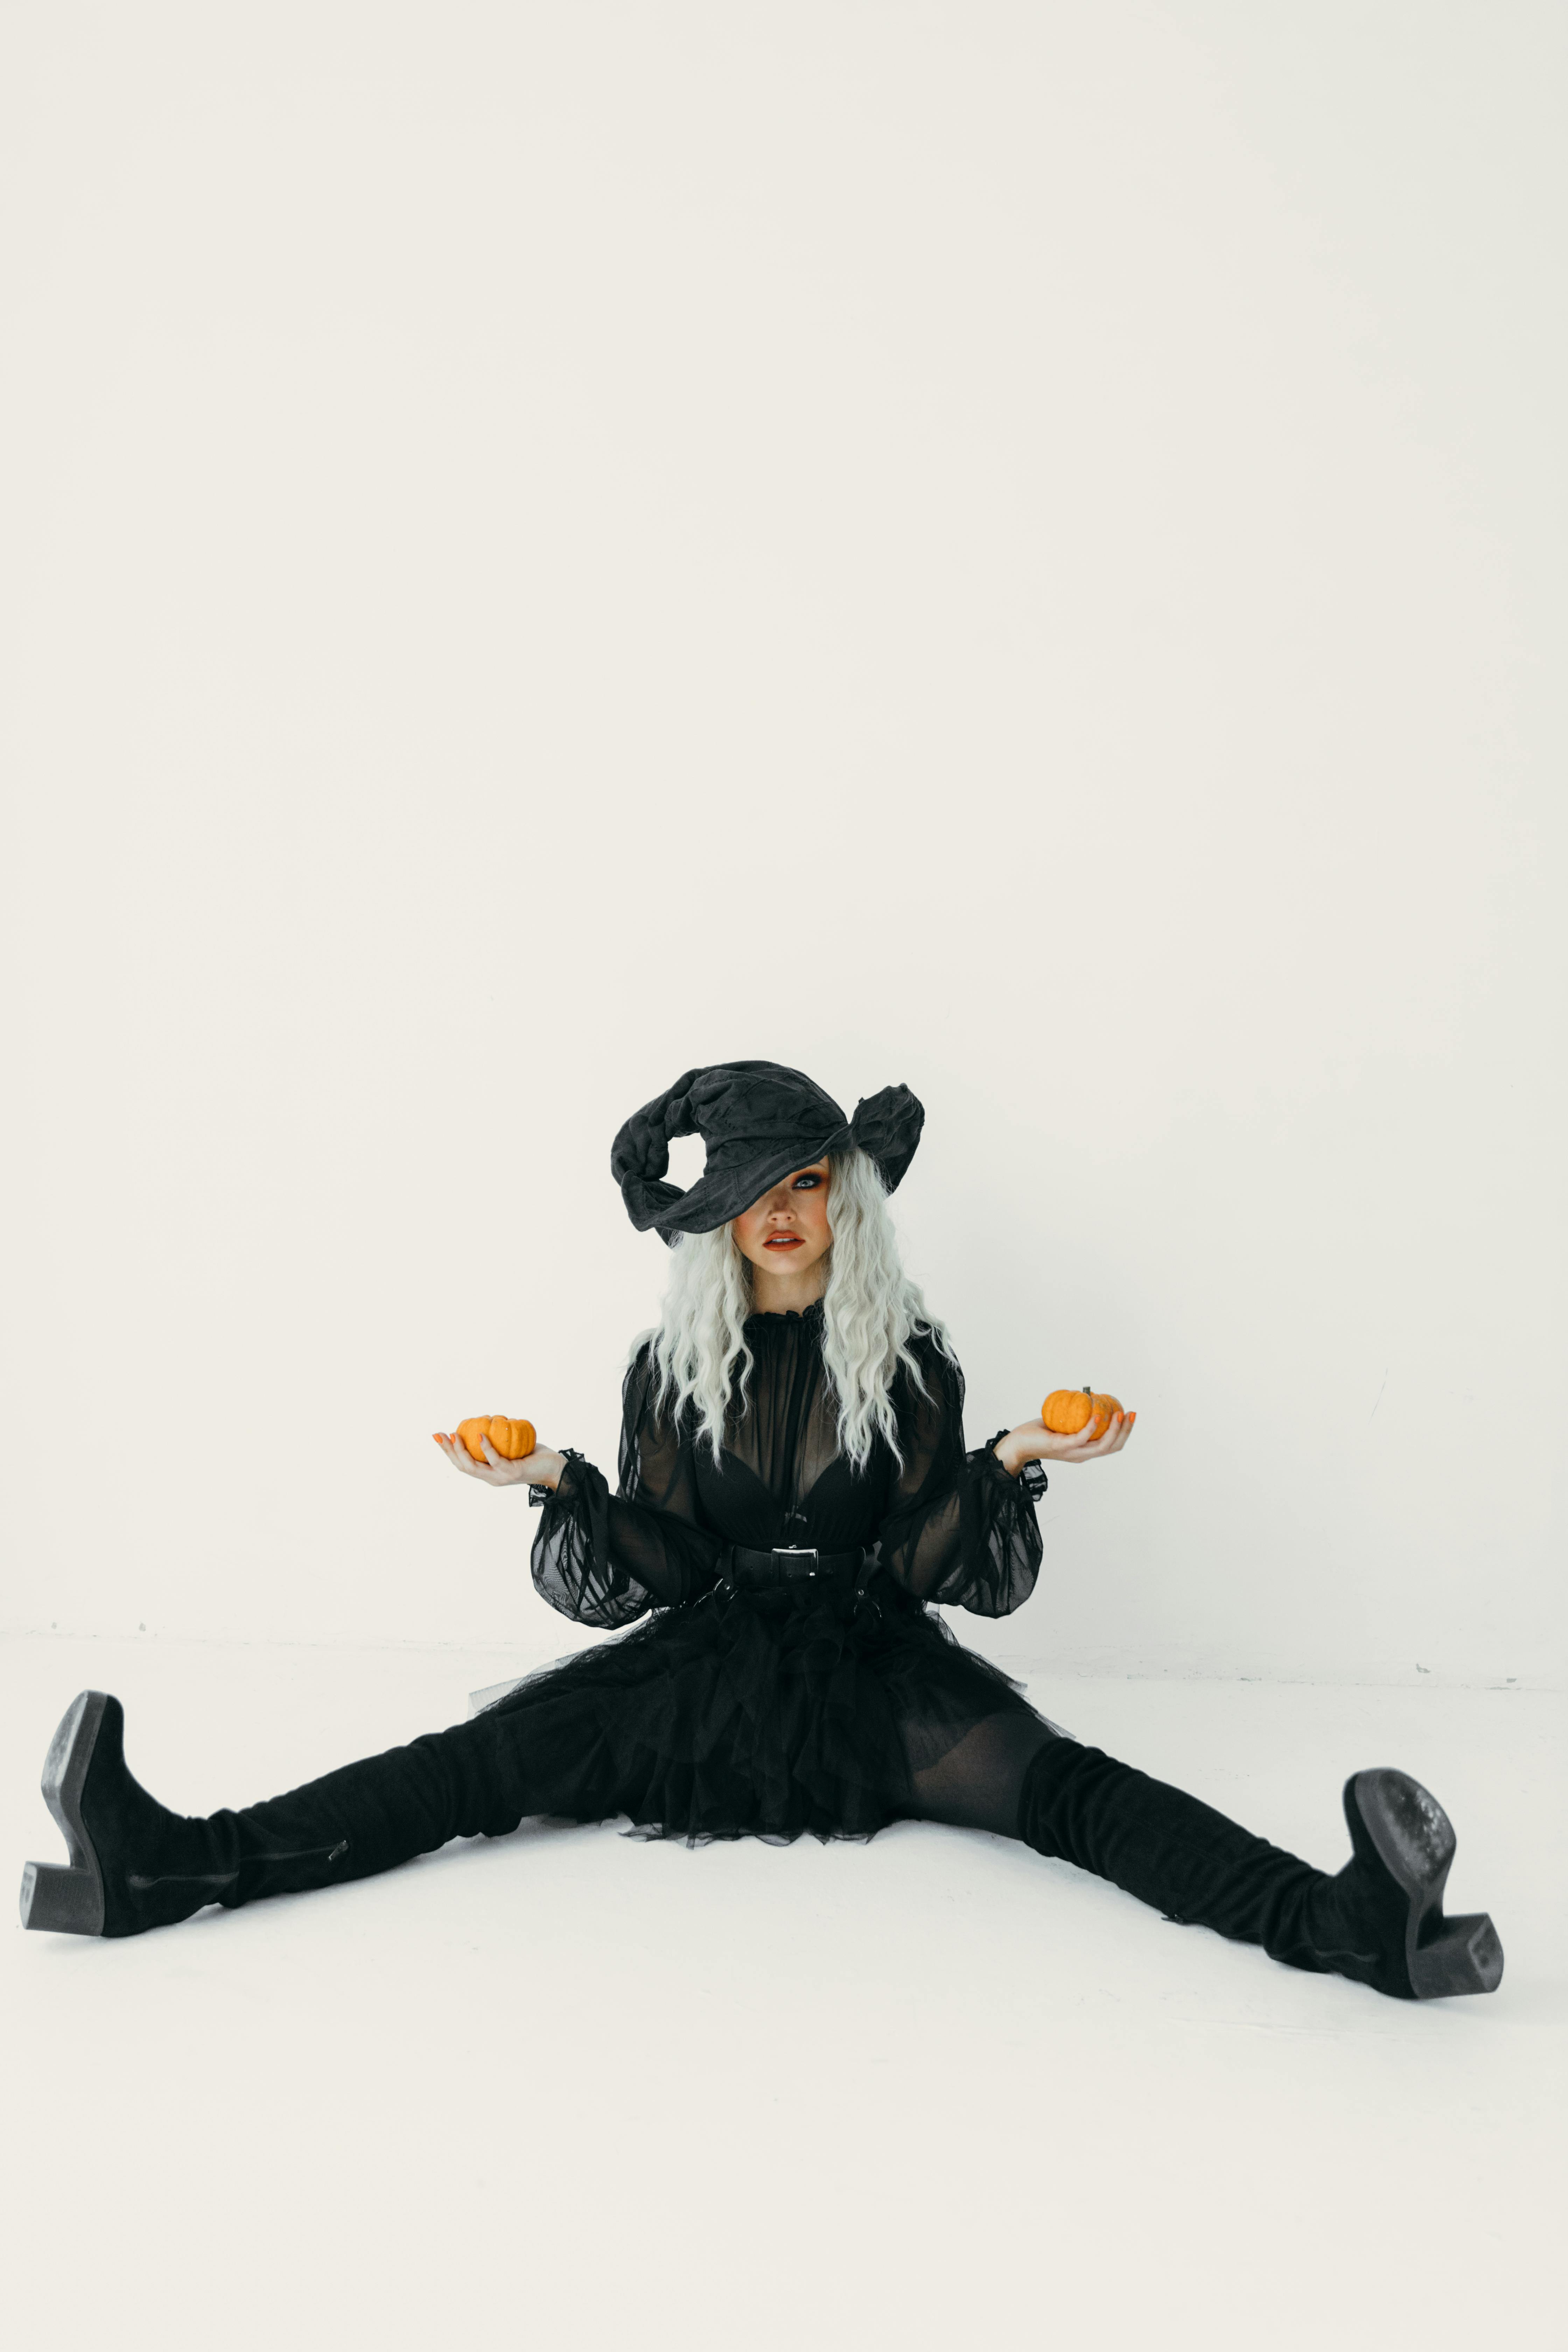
top-left (773, 1545), bottom-right (819, 1579)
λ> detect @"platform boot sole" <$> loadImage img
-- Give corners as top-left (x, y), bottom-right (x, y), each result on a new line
top-left (1347, 1768), bottom-right (1503, 1998)
top-left (19, 1690), bottom-right (111, 1935)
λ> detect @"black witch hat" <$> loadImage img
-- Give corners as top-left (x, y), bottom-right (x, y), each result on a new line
top-left (610, 1060), bottom-right (924, 1243)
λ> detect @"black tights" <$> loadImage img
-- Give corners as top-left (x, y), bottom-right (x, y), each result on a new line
top-left (905, 1708), bottom-right (1065, 1838)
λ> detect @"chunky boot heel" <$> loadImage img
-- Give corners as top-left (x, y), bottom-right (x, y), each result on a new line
top-left (20, 1857), bottom-right (105, 1934)
top-left (19, 1690), bottom-right (110, 1935)
top-left (1409, 1912), bottom-right (1505, 1999)
top-left (1345, 1769), bottom-right (1504, 1998)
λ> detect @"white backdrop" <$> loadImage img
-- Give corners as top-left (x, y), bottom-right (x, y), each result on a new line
top-left (2, 3), bottom-right (1562, 1685)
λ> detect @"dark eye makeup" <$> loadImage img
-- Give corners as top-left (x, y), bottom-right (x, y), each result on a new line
top-left (792, 1172), bottom-right (824, 1191)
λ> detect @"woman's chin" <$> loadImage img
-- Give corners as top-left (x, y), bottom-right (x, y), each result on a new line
top-left (751, 1243), bottom-right (827, 1286)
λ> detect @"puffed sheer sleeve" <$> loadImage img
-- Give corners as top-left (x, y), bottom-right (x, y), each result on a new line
top-left (874, 1337), bottom-right (1043, 1617)
top-left (530, 1344), bottom-right (726, 1628)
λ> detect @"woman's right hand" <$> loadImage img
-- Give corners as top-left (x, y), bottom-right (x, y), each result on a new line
top-left (432, 1433), bottom-right (567, 1490)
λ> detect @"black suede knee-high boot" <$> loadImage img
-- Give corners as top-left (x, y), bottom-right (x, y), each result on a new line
top-left (20, 1690), bottom-right (550, 1939)
top-left (1016, 1739), bottom-right (1503, 2000)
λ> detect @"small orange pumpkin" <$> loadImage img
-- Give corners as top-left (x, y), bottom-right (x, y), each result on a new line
top-left (455, 1415), bottom-right (537, 1464)
top-left (1041, 1386), bottom-right (1124, 1442)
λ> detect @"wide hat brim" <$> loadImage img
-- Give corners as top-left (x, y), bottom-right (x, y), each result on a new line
top-left (651, 1119), bottom-right (850, 1238)
top-left (611, 1062), bottom-right (924, 1244)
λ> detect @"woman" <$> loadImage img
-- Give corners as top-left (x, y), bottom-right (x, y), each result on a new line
top-left (20, 1059), bottom-right (1503, 2000)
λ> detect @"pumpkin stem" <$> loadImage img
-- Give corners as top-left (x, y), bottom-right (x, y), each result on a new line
top-left (1083, 1384), bottom-right (1092, 1396)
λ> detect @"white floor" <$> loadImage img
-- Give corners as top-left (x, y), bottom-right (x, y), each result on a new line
top-left (3, 1634), bottom-right (1562, 2352)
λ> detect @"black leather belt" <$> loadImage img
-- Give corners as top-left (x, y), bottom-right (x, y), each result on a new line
top-left (725, 1544), bottom-right (868, 1592)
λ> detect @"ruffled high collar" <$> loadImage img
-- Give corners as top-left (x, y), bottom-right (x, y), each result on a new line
top-left (743, 1296), bottom-right (826, 1334)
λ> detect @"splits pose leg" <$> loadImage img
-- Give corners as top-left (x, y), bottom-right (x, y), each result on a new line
top-left (906, 1709), bottom-right (1504, 2001)
top-left (20, 1690), bottom-right (605, 1938)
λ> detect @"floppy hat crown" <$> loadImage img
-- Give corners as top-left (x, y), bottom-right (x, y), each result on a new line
top-left (611, 1060), bottom-right (924, 1243)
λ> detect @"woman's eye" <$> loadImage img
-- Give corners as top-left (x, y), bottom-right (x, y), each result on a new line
top-left (793, 1174), bottom-right (821, 1190)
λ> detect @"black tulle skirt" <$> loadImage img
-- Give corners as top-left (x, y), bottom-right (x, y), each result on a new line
top-left (478, 1575), bottom-right (1040, 1845)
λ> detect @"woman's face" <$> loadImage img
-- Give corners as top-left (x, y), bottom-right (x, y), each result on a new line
top-left (730, 1158), bottom-right (833, 1286)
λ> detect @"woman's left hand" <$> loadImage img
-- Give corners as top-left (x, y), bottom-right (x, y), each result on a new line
top-left (993, 1412), bottom-right (1136, 1476)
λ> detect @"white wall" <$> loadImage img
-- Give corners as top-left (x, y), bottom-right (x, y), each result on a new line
top-left (3, 3), bottom-right (1562, 1684)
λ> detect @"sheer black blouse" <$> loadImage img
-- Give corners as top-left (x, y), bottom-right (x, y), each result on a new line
top-left (530, 1302), bottom-right (1042, 1631)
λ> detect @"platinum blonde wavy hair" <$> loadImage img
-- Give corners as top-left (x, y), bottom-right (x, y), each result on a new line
top-left (637, 1146), bottom-right (952, 1473)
